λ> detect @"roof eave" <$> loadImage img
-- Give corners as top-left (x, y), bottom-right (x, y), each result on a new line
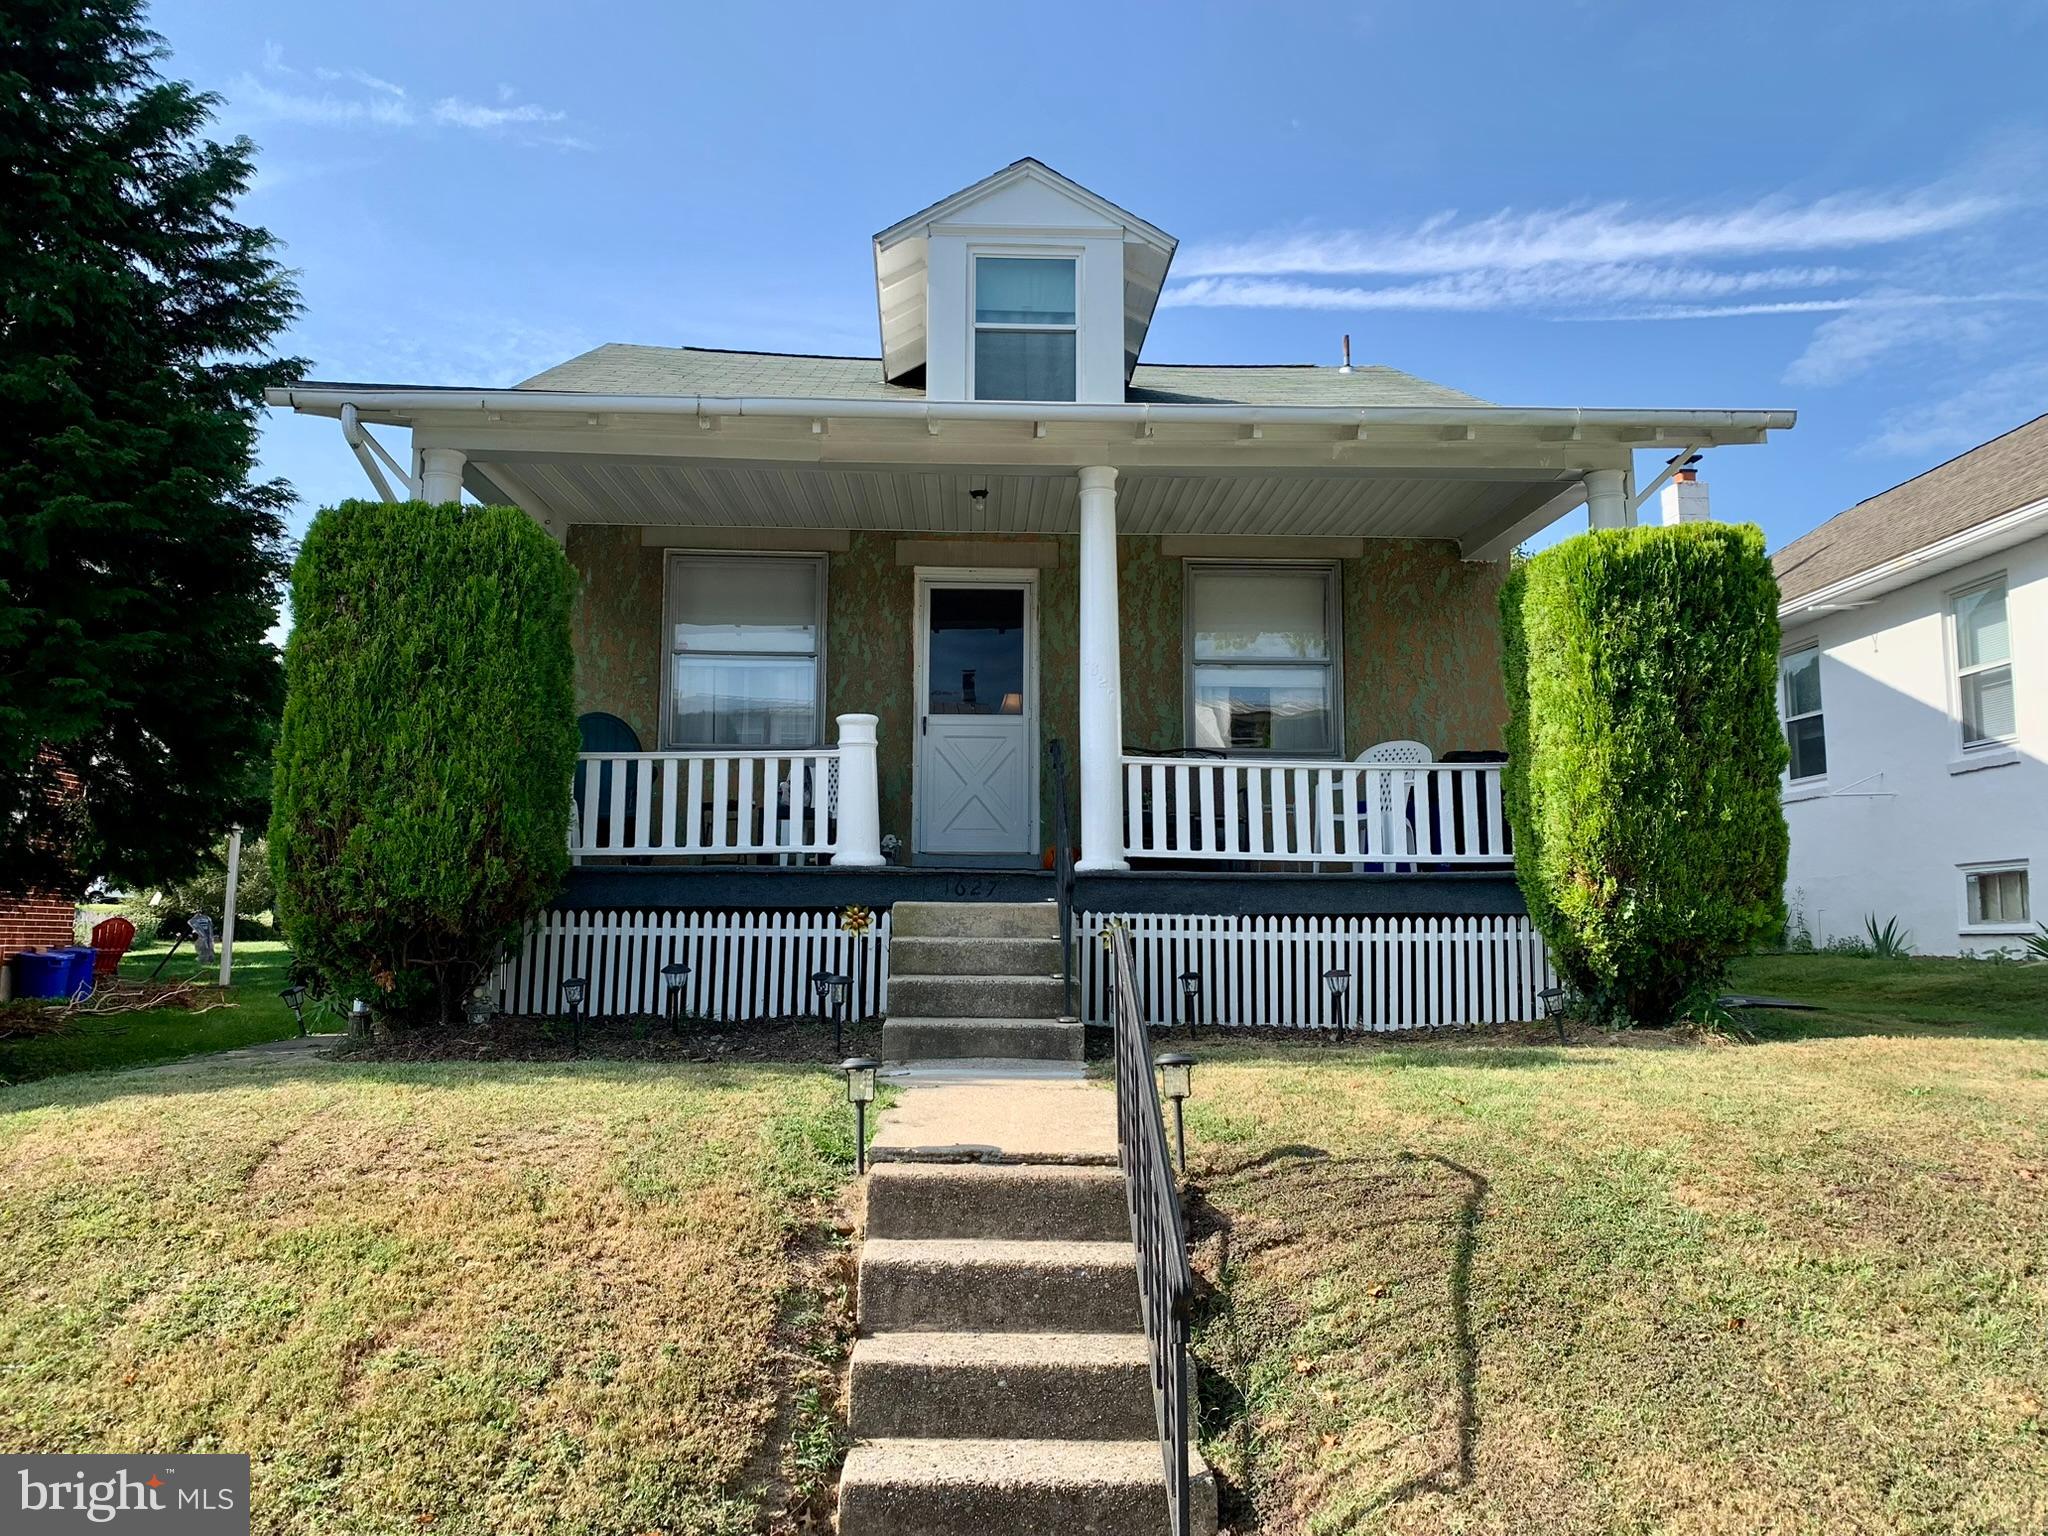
top-left (1777, 492), bottom-right (2048, 620)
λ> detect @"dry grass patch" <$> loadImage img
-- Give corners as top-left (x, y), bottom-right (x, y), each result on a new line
top-left (1185, 959), bottom-right (2048, 1535)
top-left (0, 1054), bottom-right (862, 1535)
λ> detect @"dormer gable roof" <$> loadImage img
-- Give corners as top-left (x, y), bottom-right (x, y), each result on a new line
top-left (871, 157), bottom-right (1177, 389)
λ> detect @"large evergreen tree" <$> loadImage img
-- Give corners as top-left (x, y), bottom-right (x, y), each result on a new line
top-left (0, 0), bottom-right (302, 895)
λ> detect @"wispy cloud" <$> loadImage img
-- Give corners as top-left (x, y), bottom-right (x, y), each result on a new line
top-left (1863, 358), bottom-right (2048, 458)
top-left (1164, 263), bottom-right (1859, 314)
top-left (1176, 190), bottom-right (2005, 279)
top-left (230, 46), bottom-right (584, 150)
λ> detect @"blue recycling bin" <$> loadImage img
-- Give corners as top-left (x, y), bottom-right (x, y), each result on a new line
top-left (10, 949), bottom-right (71, 1000)
top-left (53, 946), bottom-right (95, 999)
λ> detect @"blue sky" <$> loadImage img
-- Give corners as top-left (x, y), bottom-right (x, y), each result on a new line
top-left (155, 0), bottom-right (2048, 554)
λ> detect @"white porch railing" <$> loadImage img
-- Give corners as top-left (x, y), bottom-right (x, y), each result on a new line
top-left (1121, 755), bottom-right (1511, 868)
top-left (571, 712), bottom-right (884, 864)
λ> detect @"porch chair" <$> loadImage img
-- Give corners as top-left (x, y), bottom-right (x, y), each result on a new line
top-left (1351, 738), bottom-right (1433, 872)
top-left (89, 915), bottom-right (136, 979)
top-left (572, 712), bottom-right (643, 855)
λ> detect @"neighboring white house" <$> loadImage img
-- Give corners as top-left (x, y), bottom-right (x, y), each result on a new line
top-left (1775, 415), bottom-right (2046, 955)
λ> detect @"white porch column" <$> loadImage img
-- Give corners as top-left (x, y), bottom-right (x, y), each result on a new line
top-left (1584, 467), bottom-right (1630, 531)
top-left (1075, 465), bottom-right (1128, 872)
top-left (420, 447), bottom-right (467, 504)
top-left (830, 713), bottom-right (885, 867)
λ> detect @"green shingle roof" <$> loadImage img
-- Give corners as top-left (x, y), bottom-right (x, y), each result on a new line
top-left (516, 343), bottom-right (1486, 408)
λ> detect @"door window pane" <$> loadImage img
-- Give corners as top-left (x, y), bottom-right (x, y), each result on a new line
top-left (1192, 665), bottom-right (1334, 754)
top-left (928, 587), bottom-right (1025, 715)
top-left (975, 257), bottom-right (1075, 324)
top-left (974, 330), bottom-right (1076, 402)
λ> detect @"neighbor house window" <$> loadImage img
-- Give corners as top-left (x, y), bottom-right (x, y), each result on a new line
top-left (1953, 576), bottom-right (2015, 749)
top-left (1780, 644), bottom-right (1827, 781)
top-left (973, 256), bottom-right (1076, 402)
top-left (1963, 862), bottom-right (2030, 930)
top-left (662, 554), bottom-right (824, 748)
top-left (1186, 563), bottom-right (1341, 756)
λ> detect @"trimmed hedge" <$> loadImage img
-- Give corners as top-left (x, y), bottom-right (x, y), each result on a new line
top-left (270, 500), bottom-right (576, 1024)
top-left (1500, 522), bottom-right (1788, 1024)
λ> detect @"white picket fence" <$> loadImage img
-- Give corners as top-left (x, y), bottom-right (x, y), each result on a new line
top-left (1077, 911), bottom-right (1556, 1030)
top-left (493, 907), bottom-right (890, 1021)
top-left (491, 904), bottom-right (1552, 1031)
top-left (1121, 755), bottom-right (1511, 867)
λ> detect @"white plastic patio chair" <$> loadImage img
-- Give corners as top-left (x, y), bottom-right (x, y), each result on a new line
top-left (1352, 738), bottom-right (1433, 869)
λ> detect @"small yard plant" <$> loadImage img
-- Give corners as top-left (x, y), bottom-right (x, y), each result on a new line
top-left (1863, 912), bottom-right (1914, 958)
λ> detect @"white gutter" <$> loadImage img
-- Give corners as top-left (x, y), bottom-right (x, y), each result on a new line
top-left (1778, 493), bottom-right (2048, 621)
top-left (264, 384), bottom-right (1794, 441)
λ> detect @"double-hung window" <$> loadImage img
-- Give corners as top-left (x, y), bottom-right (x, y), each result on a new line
top-left (663, 554), bottom-right (824, 748)
top-left (973, 256), bottom-right (1077, 402)
top-left (1186, 563), bottom-right (1341, 756)
top-left (1953, 577), bottom-right (2015, 749)
top-left (1780, 644), bottom-right (1827, 781)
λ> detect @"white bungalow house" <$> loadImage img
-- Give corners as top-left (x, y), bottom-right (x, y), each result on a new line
top-left (1775, 415), bottom-right (2045, 956)
top-left (266, 158), bottom-right (1794, 1035)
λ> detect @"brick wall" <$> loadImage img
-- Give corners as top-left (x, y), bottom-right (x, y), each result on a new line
top-left (0, 894), bottom-right (79, 960)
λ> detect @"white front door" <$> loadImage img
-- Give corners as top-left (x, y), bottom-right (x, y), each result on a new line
top-left (915, 573), bottom-right (1037, 859)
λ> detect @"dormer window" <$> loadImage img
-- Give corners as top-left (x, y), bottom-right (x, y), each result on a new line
top-left (973, 256), bottom-right (1077, 402)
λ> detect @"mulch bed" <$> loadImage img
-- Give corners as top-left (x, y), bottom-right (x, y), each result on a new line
top-left (337, 1012), bottom-right (888, 1064)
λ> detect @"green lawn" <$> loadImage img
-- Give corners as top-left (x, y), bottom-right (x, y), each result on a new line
top-left (1184, 954), bottom-right (2048, 1535)
top-left (0, 938), bottom-right (302, 1084)
top-left (0, 1053), bottom-right (860, 1535)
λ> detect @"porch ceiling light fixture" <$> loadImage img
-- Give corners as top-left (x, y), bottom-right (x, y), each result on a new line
top-left (559, 975), bottom-right (589, 1055)
top-left (840, 1056), bottom-right (881, 1173)
top-left (813, 969), bottom-right (852, 1054)
top-left (1322, 967), bottom-right (1353, 1042)
top-left (279, 983), bottom-right (308, 1037)
top-left (1176, 969), bottom-right (1202, 1040)
top-left (1155, 1051), bottom-right (1195, 1172)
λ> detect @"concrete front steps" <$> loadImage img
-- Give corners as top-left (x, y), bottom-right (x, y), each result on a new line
top-left (883, 901), bottom-right (1080, 1063)
top-left (840, 1160), bottom-right (1217, 1536)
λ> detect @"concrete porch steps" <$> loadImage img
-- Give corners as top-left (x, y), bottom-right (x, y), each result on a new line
top-left (890, 900), bottom-right (1059, 940)
top-left (841, 1152), bottom-right (1217, 1536)
top-left (879, 1016), bottom-right (1083, 1063)
top-left (890, 935), bottom-right (1064, 977)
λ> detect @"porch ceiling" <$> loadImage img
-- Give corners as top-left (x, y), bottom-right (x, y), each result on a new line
top-left (463, 455), bottom-right (1581, 546)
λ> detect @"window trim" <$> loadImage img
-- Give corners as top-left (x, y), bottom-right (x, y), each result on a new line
top-left (1778, 641), bottom-right (1827, 785)
top-left (659, 551), bottom-right (829, 751)
top-left (1958, 859), bottom-right (2032, 934)
top-left (1948, 573), bottom-right (2016, 753)
top-left (1181, 559), bottom-right (1346, 759)
top-left (969, 249), bottom-right (1080, 403)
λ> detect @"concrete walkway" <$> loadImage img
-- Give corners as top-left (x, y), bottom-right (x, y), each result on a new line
top-left (870, 1061), bottom-right (1116, 1166)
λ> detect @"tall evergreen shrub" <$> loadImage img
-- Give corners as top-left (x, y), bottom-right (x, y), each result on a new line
top-left (1499, 522), bottom-right (1787, 1024)
top-left (270, 500), bottom-right (576, 1023)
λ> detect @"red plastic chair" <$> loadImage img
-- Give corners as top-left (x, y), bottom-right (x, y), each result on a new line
top-left (90, 916), bottom-right (136, 978)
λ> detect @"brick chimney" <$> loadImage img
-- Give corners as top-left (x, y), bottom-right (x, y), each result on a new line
top-left (1659, 456), bottom-right (1710, 525)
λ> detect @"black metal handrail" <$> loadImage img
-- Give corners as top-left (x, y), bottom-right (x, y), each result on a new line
top-left (1107, 922), bottom-right (1193, 1536)
top-left (1049, 737), bottom-right (1076, 1019)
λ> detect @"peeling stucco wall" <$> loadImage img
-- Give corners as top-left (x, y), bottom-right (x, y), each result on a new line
top-left (565, 526), bottom-right (1508, 852)
top-left (1341, 541), bottom-right (1510, 755)
top-left (566, 525), bottom-right (663, 749)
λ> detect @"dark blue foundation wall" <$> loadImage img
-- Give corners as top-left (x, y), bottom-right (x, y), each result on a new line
top-left (559, 864), bottom-right (1527, 918)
